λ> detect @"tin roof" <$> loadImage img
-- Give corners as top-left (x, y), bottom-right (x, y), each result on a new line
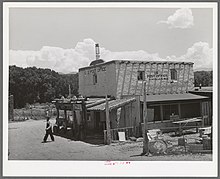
top-left (140, 93), bottom-right (208, 103)
top-left (87, 97), bottom-right (136, 111)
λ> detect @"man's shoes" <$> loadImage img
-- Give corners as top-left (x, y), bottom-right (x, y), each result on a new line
top-left (41, 141), bottom-right (46, 143)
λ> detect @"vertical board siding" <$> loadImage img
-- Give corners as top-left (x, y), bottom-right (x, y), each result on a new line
top-left (134, 63), bottom-right (141, 95)
top-left (188, 65), bottom-right (194, 91)
top-left (147, 63), bottom-right (156, 94)
top-left (159, 63), bottom-right (165, 94)
top-left (161, 63), bottom-right (168, 94)
top-left (176, 63), bottom-right (181, 93)
top-left (186, 64), bottom-right (191, 92)
top-left (79, 61), bottom-right (194, 98)
top-left (111, 61), bottom-right (194, 98)
top-left (153, 63), bottom-right (159, 94)
top-left (121, 63), bottom-right (128, 96)
top-left (136, 63), bottom-right (145, 95)
top-left (140, 63), bottom-right (147, 95)
top-left (116, 63), bottom-right (126, 98)
top-left (164, 63), bottom-right (170, 94)
top-left (180, 64), bottom-right (185, 93)
top-left (116, 63), bottom-right (121, 89)
top-left (127, 63), bottom-right (134, 94)
top-left (146, 63), bottom-right (152, 94)
top-left (123, 63), bottom-right (132, 95)
top-left (129, 63), bottom-right (140, 95)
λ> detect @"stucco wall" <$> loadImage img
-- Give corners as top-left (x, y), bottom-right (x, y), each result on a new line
top-left (79, 62), bottom-right (117, 97)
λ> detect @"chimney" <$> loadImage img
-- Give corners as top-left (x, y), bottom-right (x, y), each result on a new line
top-left (95, 43), bottom-right (100, 61)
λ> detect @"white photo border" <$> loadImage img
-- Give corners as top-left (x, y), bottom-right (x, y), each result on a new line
top-left (3, 2), bottom-right (218, 177)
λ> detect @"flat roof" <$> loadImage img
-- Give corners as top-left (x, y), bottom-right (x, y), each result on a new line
top-left (140, 93), bottom-right (208, 103)
top-left (79, 60), bottom-right (194, 71)
top-left (191, 86), bottom-right (213, 93)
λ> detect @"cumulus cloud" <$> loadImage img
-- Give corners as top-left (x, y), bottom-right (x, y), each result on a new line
top-left (9, 38), bottom-right (162, 73)
top-left (158, 8), bottom-right (194, 29)
top-left (166, 42), bottom-right (213, 70)
top-left (9, 39), bottom-right (212, 73)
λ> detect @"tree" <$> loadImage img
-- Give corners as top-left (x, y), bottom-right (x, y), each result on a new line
top-left (9, 65), bottom-right (79, 108)
top-left (194, 71), bottom-right (212, 87)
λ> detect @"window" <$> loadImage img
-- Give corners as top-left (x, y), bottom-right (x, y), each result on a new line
top-left (162, 104), bottom-right (179, 121)
top-left (180, 103), bottom-right (200, 118)
top-left (148, 106), bottom-right (161, 122)
top-left (137, 71), bottom-right (145, 81)
top-left (93, 73), bottom-right (97, 85)
top-left (170, 69), bottom-right (177, 81)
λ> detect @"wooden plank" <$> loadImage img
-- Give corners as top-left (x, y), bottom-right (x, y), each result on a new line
top-left (186, 64), bottom-right (191, 92)
top-left (105, 96), bottom-right (111, 145)
top-left (136, 96), bottom-right (141, 124)
top-left (134, 63), bottom-right (141, 94)
top-left (127, 63), bottom-right (134, 95)
top-left (181, 63), bottom-right (186, 93)
top-left (121, 63), bottom-right (128, 96)
top-left (153, 63), bottom-right (159, 94)
top-left (165, 63), bottom-right (170, 94)
top-left (173, 118), bottom-right (202, 124)
top-left (175, 63), bottom-right (181, 93)
top-left (142, 81), bottom-right (149, 155)
top-left (140, 63), bottom-right (147, 95)
top-left (147, 63), bottom-right (153, 94)
top-left (159, 63), bottom-right (165, 94)
top-left (116, 63), bottom-right (121, 89)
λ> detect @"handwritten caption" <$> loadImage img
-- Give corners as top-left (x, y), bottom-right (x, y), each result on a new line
top-left (104, 161), bottom-right (131, 166)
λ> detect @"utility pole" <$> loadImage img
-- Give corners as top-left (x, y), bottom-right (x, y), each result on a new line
top-left (68, 84), bottom-right (71, 98)
top-left (142, 81), bottom-right (149, 155)
top-left (105, 95), bottom-right (111, 145)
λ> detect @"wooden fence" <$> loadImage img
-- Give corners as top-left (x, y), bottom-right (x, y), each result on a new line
top-left (13, 107), bottom-right (57, 121)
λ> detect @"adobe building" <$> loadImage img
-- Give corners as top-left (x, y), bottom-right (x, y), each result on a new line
top-left (78, 44), bottom-right (211, 138)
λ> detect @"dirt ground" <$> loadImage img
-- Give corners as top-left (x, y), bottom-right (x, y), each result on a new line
top-left (8, 119), bottom-right (212, 161)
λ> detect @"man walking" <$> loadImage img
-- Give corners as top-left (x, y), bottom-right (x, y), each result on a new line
top-left (42, 110), bottom-right (54, 143)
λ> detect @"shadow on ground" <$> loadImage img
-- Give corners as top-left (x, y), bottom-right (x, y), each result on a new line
top-left (53, 129), bottom-right (104, 145)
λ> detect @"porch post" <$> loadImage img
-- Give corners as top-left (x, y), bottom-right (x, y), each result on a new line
top-left (142, 81), bottom-right (149, 155)
top-left (105, 95), bottom-right (111, 145)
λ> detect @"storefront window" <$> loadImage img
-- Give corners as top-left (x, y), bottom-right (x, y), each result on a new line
top-left (148, 105), bottom-right (161, 122)
top-left (180, 103), bottom-right (200, 118)
top-left (163, 104), bottom-right (179, 120)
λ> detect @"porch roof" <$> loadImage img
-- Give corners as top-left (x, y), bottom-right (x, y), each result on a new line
top-left (140, 93), bottom-right (208, 103)
top-left (87, 97), bottom-right (136, 111)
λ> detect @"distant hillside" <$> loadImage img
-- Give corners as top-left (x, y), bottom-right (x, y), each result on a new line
top-left (9, 65), bottom-right (78, 108)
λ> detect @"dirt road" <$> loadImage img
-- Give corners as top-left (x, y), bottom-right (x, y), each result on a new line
top-left (8, 119), bottom-right (212, 161)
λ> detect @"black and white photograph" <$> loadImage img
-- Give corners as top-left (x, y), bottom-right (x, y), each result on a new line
top-left (3, 2), bottom-right (218, 177)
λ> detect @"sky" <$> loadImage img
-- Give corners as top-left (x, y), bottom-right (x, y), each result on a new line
top-left (9, 7), bottom-right (213, 73)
